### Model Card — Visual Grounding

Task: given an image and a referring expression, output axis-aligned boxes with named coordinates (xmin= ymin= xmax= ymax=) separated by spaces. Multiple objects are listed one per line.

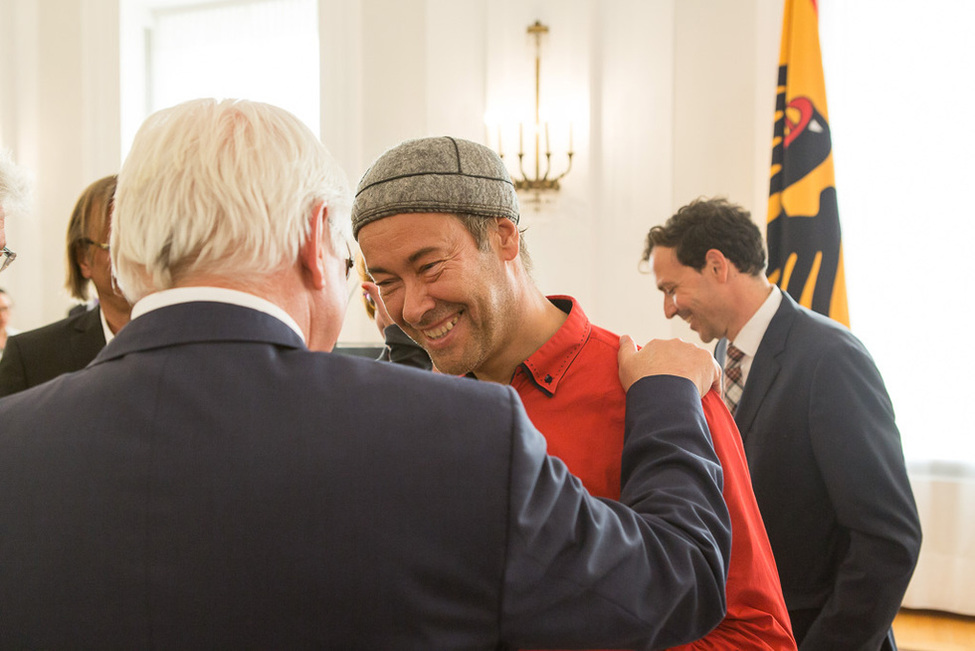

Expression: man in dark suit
xmin=0 ymin=175 xmax=131 ymax=397
xmin=0 ymin=304 xmax=102 ymax=393
xmin=0 ymin=98 xmax=733 ymax=648
xmin=643 ymin=197 xmax=922 ymax=650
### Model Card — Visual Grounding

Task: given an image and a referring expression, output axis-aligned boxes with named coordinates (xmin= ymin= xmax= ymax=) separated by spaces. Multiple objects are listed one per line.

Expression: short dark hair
xmin=642 ymin=197 xmax=766 ymax=275
xmin=455 ymin=213 xmax=533 ymax=276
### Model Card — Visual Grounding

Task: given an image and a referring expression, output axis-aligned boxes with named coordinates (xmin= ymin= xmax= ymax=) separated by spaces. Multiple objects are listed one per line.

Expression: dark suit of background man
xmin=0 ymin=98 xmax=733 ymax=648
xmin=0 ymin=175 xmax=132 ymax=396
xmin=643 ymin=197 xmax=922 ymax=651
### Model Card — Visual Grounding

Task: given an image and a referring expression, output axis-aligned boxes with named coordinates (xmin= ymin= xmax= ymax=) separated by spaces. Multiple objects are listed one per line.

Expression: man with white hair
xmin=0 ymin=147 xmax=31 ymax=272
xmin=0 ymin=99 xmax=733 ymax=648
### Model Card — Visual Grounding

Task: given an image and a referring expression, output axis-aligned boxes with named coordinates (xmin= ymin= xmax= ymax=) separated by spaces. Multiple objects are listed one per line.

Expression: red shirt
xmin=513 ymin=297 xmax=796 ymax=650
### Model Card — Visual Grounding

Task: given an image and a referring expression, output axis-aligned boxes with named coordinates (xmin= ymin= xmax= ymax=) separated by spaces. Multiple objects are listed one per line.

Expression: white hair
xmin=0 ymin=148 xmax=33 ymax=219
xmin=112 ymin=98 xmax=352 ymax=302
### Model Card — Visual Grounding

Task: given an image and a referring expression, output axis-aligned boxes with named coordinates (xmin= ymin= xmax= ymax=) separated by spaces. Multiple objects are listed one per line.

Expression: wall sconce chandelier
xmin=499 ymin=21 xmax=574 ymax=195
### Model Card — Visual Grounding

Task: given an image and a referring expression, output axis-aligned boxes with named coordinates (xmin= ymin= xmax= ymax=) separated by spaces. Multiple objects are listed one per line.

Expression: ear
xmin=77 ymin=244 xmax=94 ymax=280
xmin=299 ymin=200 xmax=328 ymax=290
xmin=494 ymin=217 xmax=521 ymax=263
xmin=704 ymin=248 xmax=730 ymax=282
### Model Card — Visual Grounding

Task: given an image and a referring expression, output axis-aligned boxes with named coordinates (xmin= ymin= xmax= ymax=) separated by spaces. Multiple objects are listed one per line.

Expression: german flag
xmin=767 ymin=0 xmax=849 ymax=326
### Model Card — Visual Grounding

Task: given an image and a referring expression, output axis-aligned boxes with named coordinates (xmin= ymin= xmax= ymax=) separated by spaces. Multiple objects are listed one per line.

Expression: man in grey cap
xmin=353 ymin=136 xmax=796 ymax=649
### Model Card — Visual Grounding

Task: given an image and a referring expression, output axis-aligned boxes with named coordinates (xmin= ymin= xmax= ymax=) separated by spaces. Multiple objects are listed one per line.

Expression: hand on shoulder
xmin=618 ymin=335 xmax=720 ymax=397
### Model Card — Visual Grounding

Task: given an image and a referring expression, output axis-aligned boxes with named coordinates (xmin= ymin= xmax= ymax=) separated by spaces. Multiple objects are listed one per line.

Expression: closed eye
xmin=419 ymin=260 xmax=445 ymax=276
xmin=374 ymin=277 xmax=399 ymax=291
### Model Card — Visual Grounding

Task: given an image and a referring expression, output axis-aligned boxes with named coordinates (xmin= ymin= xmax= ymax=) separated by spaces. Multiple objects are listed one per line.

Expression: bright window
xmin=122 ymin=0 xmax=320 ymax=155
xmin=819 ymin=0 xmax=975 ymax=466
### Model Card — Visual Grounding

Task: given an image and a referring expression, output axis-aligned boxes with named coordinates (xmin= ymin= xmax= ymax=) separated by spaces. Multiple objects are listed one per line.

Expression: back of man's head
xmin=644 ymin=197 xmax=766 ymax=275
xmin=112 ymin=98 xmax=351 ymax=303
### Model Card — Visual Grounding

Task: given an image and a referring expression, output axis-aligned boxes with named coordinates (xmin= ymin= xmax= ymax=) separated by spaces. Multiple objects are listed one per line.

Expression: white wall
xmin=0 ymin=0 xmax=121 ymax=327
xmin=333 ymin=0 xmax=785 ymax=345
xmin=0 ymin=0 xmax=784 ymax=349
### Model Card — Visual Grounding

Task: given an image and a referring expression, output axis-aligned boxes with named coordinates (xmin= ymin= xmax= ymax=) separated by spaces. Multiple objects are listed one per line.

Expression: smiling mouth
xmin=422 ymin=314 xmax=460 ymax=340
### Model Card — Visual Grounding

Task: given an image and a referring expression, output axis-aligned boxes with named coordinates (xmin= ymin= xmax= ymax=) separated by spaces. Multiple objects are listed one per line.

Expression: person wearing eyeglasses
xmin=1 ymin=147 xmax=32 ymax=274
xmin=0 ymin=183 xmax=12 ymax=271
xmin=0 ymin=288 xmax=19 ymax=358
xmin=0 ymin=99 xmax=733 ymax=648
xmin=0 ymin=175 xmax=131 ymax=397
xmin=0 ymin=205 xmax=11 ymax=272
xmin=0 ymin=223 xmax=12 ymax=273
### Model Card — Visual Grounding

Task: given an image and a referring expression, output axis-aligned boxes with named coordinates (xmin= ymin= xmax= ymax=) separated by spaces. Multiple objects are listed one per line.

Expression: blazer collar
xmin=70 ymin=305 xmax=103 ymax=334
xmin=732 ymin=292 xmax=799 ymax=436
xmin=91 ymin=301 xmax=306 ymax=366
xmin=68 ymin=305 xmax=108 ymax=368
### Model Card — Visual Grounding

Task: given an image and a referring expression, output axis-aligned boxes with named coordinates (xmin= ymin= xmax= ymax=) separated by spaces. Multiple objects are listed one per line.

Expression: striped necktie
xmin=723 ymin=343 xmax=745 ymax=415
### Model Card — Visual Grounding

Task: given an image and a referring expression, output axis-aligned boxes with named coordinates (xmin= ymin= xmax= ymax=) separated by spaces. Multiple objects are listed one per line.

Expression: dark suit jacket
xmin=0 ymin=300 xmax=731 ymax=649
xmin=717 ymin=292 xmax=921 ymax=651
xmin=0 ymin=305 xmax=105 ymax=397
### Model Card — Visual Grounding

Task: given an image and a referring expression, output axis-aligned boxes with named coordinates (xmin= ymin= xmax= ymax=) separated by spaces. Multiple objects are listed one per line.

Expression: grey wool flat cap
xmin=351 ymin=136 xmax=519 ymax=239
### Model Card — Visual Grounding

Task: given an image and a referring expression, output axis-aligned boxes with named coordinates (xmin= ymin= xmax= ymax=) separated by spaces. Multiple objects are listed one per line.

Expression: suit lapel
xmin=734 ymin=296 xmax=797 ymax=438
xmin=69 ymin=307 xmax=107 ymax=369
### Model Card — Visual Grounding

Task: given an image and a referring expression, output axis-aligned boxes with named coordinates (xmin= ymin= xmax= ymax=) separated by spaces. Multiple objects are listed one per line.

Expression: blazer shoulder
xmin=307 ymin=350 xmax=521 ymax=420
xmin=6 ymin=307 xmax=101 ymax=347
xmin=786 ymin=302 xmax=870 ymax=357
xmin=767 ymin=295 xmax=865 ymax=359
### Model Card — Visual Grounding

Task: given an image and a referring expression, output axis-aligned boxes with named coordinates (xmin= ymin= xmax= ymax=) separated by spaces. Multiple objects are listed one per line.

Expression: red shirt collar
xmin=518 ymin=295 xmax=591 ymax=395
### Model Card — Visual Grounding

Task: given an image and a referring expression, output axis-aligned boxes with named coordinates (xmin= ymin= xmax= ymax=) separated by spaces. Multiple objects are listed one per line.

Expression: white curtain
xmin=818 ymin=0 xmax=975 ymax=613
xmin=902 ymin=466 xmax=975 ymax=615
xmin=147 ymin=0 xmax=320 ymax=136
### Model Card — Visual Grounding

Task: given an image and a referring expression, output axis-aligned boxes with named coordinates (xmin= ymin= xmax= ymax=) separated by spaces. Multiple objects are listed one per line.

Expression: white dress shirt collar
xmin=131 ymin=286 xmax=306 ymax=344
xmin=725 ymin=285 xmax=782 ymax=389
xmin=98 ymin=305 xmax=116 ymax=345
xmin=729 ymin=285 xmax=782 ymax=358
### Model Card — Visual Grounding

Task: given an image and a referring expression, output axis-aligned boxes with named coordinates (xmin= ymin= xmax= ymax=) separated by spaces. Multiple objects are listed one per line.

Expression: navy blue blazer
xmin=0 ymin=300 xmax=731 ymax=649
xmin=717 ymin=292 xmax=920 ymax=650
xmin=0 ymin=305 xmax=105 ymax=397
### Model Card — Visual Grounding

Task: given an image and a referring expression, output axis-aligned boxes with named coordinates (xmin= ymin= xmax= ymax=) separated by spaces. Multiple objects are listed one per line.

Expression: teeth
xmin=423 ymin=315 xmax=458 ymax=340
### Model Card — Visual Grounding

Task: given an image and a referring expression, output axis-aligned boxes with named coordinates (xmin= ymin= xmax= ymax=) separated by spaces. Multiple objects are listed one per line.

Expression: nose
xmin=663 ymin=293 xmax=678 ymax=319
xmin=401 ymin=280 xmax=436 ymax=326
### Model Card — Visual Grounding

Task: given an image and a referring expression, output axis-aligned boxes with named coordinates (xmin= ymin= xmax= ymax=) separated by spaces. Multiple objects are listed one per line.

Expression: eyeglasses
xmin=81 ymin=238 xmax=110 ymax=252
xmin=344 ymin=243 xmax=355 ymax=280
xmin=1 ymin=246 xmax=15 ymax=273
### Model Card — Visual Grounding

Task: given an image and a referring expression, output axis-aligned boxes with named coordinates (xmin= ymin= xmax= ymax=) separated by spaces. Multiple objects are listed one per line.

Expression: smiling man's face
xmin=358 ymin=212 xmax=518 ymax=377
xmin=651 ymin=245 xmax=728 ymax=343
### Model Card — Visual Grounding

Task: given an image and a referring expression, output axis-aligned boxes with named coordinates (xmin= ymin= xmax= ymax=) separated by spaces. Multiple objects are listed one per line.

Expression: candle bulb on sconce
xmin=492 ymin=20 xmax=574 ymax=196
